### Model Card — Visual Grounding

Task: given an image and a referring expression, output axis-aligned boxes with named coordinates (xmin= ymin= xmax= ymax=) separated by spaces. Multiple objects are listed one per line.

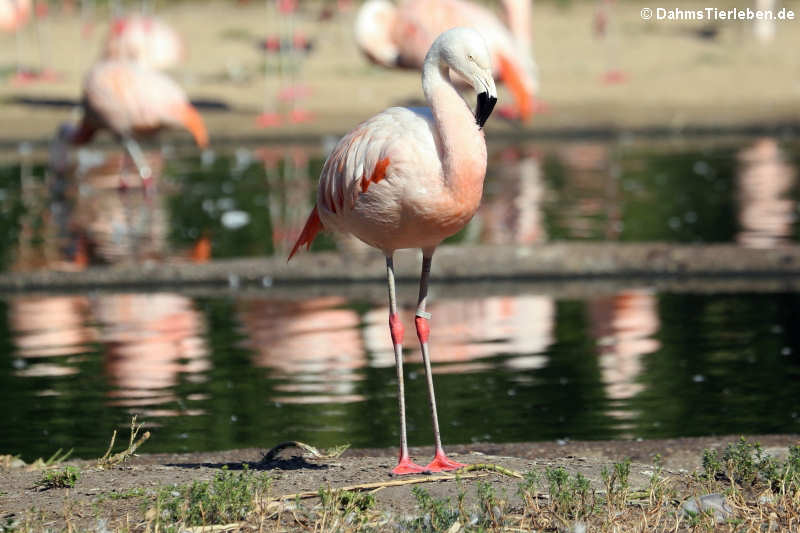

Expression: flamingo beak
xmin=476 ymin=91 xmax=497 ymax=128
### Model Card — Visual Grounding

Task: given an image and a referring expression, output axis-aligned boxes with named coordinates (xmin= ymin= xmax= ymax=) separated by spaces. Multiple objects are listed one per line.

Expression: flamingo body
xmin=75 ymin=60 xmax=207 ymax=148
xmin=314 ymin=107 xmax=484 ymax=255
xmin=290 ymin=27 xmax=497 ymax=474
xmin=0 ymin=0 xmax=30 ymax=32
xmin=355 ymin=0 xmax=538 ymax=120
xmin=102 ymin=15 xmax=184 ymax=70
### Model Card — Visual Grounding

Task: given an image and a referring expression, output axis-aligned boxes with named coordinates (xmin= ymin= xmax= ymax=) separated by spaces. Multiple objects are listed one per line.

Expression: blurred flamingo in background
xmin=355 ymin=0 xmax=540 ymax=121
xmin=593 ymin=0 xmax=627 ymax=84
xmin=0 ymin=0 xmax=29 ymax=31
xmin=54 ymin=60 xmax=208 ymax=189
xmin=289 ymin=28 xmax=498 ymax=474
xmin=0 ymin=0 xmax=52 ymax=84
xmin=102 ymin=14 xmax=184 ymax=70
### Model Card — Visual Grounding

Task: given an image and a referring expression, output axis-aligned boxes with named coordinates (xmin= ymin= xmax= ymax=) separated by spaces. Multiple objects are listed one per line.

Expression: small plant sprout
xmin=34 ymin=466 xmax=80 ymax=490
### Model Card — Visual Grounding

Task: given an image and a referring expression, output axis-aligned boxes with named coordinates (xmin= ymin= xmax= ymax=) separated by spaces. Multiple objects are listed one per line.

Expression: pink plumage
xmin=102 ymin=15 xmax=184 ymax=70
xmin=289 ymin=27 xmax=498 ymax=475
xmin=0 ymin=0 xmax=30 ymax=31
xmin=74 ymin=60 xmax=207 ymax=148
xmin=355 ymin=0 xmax=539 ymax=120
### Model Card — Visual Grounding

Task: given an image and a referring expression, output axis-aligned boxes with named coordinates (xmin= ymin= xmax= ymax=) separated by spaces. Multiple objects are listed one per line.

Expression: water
xmin=1 ymin=288 xmax=799 ymax=461
xmin=2 ymin=136 xmax=798 ymax=270
xmin=1 ymin=136 xmax=799 ymax=461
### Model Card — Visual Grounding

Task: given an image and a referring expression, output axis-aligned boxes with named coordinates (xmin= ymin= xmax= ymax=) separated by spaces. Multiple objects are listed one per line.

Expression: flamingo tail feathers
xmin=288 ymin=205 xmax=323 ymax=261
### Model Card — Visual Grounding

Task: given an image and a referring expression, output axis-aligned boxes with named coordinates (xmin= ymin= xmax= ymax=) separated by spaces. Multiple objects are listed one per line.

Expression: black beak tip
xmin=476 ymin=92 xmax=497 ymax=129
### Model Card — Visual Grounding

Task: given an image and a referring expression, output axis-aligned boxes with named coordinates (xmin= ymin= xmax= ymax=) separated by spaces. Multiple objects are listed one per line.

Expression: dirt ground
xmin=1 ymin=0 xmax=800 ymax=149
xmin=1 ymin=434 xmax=798 ymax=529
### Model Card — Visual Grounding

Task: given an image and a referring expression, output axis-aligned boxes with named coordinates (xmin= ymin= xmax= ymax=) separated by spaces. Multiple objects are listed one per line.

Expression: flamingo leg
xmin=121 ymin=137 xmax=153 ymax=190
xmin=386 ymin=256 xmax=426 ymax=475
xmin=415 ymin=255 xmax=466 ymax=472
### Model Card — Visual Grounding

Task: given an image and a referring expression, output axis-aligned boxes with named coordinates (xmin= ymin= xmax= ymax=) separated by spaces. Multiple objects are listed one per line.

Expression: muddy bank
xmin=1 ymin=434 xmax=798 ymax=530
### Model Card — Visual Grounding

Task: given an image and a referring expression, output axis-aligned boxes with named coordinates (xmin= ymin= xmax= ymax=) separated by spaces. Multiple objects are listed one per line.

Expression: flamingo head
xmin=432 ymin=27 xmax=498 ymax=128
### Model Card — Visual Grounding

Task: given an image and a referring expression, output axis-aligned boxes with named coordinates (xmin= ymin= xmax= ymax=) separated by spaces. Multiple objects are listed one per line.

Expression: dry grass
xmin=4 ymin=438 xmax=800 ymax=532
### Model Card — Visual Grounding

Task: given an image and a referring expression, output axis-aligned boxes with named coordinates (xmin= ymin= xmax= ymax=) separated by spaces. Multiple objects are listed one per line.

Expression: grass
xmin=33 ymin=465 xmax=80 ymax=490
xmin=148 ymin=465 xmax=272 ymax=530
xmin=5 ymin=437 xmax=800 ymax=531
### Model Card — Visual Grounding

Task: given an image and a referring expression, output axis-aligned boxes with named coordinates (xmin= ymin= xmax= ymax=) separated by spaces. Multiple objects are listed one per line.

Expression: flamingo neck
xmin=422 ymin=57 xmax=487 ymax=198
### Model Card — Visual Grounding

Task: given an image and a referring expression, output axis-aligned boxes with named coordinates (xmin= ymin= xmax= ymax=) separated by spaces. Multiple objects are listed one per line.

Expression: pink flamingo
xmin=0 ymin=0 xmax=29 ymax=31
xmin=55 ymin=60 xmax=208 ymax=189
xmin=355 ymin=0 xmax=539 ymax=121
xmin=0 ymin=0 xmax=30 ymax=79
xmin=288 ymin=27 xmax=497 ymax=475
xmin=102 ymin=15 xmax=184 ymax=70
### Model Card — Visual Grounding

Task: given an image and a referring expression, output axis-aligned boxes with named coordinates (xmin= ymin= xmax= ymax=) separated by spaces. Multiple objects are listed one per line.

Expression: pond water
xmin=0 ymin=136 xmax=799 ymax=461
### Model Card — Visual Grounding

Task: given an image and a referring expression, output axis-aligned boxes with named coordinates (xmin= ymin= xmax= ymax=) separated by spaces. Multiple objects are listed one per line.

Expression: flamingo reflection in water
xmin=94 ymin=293 xmax=210 ymax=417
xmin=47 ymin=150 xmax=171 ymax=267
xmin=736 ymin=137 xmax=795 ymax=249
xmin=480 ymin=146 xmax=547 ymax=245
xmin=588 ymin=289 xmax=660 ymax=427
xmin=9 ymin=295 xmax=97 ymax=379
xmin=237 ymin=297 xmax=366 ymax=404
xmin=254 ymin=146 xmax=315 ymax=256
xmin=364 ymin=295 xmax=554 ymax=375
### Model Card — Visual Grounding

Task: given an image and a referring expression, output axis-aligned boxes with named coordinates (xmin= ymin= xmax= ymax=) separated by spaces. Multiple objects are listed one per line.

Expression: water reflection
xmin=364 ymin=296 xmax=554 ymax=374
xmin=588 ymin=289 xmax=660 ymax=431
xmin=7 ymin=292 xmax=209 ymax=416
xmin=94 ymin=293 xmax=209 ymax=416
xmin=481 ymin=148 xmax=547 ymax=245
xmin=10 ymin=295 xmax=95 ymax=378
xmin=237 ymin=296 xmax=365 ymax=404
xmin=4 ymin=137 xmax=800 ymax=272
xmin=67 ymin=152 xmax=170 ymax=264
xmin=736 ymin=137 xmax=796 ymax=248
xmin=3 ymin=286 xmax=800 ymax=459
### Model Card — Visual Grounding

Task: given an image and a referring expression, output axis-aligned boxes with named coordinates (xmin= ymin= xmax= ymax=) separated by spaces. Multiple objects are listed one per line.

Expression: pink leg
xmin=416 ymin=255 xmax=466 ymax=473
xmin=386 ymin=256 xmax=426 ymax=476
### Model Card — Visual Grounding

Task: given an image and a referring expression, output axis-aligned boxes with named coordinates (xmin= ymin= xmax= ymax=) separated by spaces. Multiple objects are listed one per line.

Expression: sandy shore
xmin=1 ymin=0 xmax=800 ymax=146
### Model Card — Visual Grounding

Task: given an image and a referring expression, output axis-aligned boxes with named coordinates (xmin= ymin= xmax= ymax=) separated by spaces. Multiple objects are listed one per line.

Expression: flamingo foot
xmin=424 ymin=450 xmax=466 ymax=472
xmin=391 ymin=455 xmax=427 ymax=476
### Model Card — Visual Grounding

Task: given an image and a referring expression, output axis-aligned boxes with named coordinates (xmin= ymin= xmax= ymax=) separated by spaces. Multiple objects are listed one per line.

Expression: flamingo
xmin=101 ymin=15 xmax=184 ymax=70
xmin=0 ymin=0 xmax=29 ymax=31
xmin=55 ymin=60 xmax=208 ymax=189
xmin=0 ymin=0 xmax=30 ymax=79
xmin=355 ymin=0 xmax=538 ymax=121
xmin=288 ymin=27 xmax=497 ymax=474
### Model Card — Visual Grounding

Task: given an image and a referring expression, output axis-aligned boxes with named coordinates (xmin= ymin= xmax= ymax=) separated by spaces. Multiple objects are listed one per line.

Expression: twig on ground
xmin=96 ymin=416 xmax=150 ymax=469
xmin=260 ymin=441 xmax=350 ymax=463
xmin=269 ymin=463 xmax=527 ymax=502
xmin=182 ymin=523 xmax=247 ymax=533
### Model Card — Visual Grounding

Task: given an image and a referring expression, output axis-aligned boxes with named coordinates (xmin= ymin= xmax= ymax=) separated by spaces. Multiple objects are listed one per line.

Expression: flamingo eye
xmin=467 ymin=54 xmax=475 ymax=62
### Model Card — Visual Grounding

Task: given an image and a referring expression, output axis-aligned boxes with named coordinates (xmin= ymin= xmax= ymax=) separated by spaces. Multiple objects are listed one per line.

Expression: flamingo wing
xmin=288 ymin=107 xmax=439 ymax=259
